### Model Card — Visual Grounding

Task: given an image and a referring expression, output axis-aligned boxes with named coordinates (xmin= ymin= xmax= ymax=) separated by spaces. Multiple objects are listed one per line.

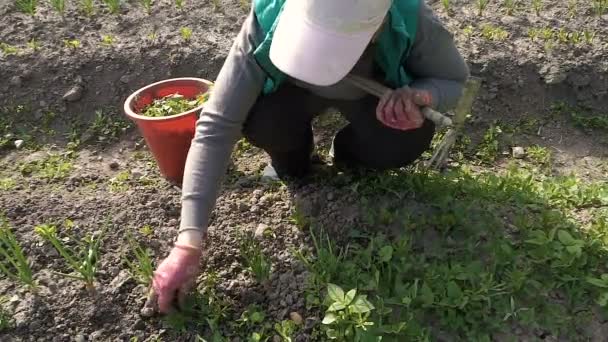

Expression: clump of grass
xmin=63 ymin=39 xmax=80 ymax=49
xmin=50 ymin=0 xmax=65 ymax=14
xmin=0 ymin=178 xmax=16 ymax=191
xmin=239 ymin=232 xmax=271 ymax=284
xmin=80 ymin=0 xmax=94 ymax=16
xmin=477 ymin=0 xmax=489 ymax=16
xmin=0 ymin=216 xmax=37 ymax=290
xmin=140 ymin=93 xmax=207 ymax=117
xmin=123 ymin=233 xmax=154 ymax=285
xmin=180 ymin=27 xmax=192 ymax=42
xmin=34 ymin=219 xmax=109 ymax=291
xmin=476 ymin=124 xmax=502 ymax=163
xmin=15 ymin=0 xmax=37 ymax=15
xmin=503 ymin=0 xmax=517 ymax=15
xmin=593 ymin=0 xmax=608 ymax=16
xmin=480 ymin=24 xmax=509 ymax=41
xmin=441 ymin=0 xmax=450 ymax=13
xmin=531 ymin=0 xmax=543 ymax=16
xmin=19 ymin=153 xmax=73 ymax=181
xmin=103 ymin=0 xmax=121 ymax=14
xmin=0 ymin=297 xmax=12 ymax=332
xmin=26 ymin=38 xmax=40 ymax=51
xmin=526 ymin=145 xmax=552 ymax=167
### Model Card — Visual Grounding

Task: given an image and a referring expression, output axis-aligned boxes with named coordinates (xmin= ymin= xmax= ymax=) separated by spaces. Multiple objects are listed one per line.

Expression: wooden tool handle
xmin=344 ymin=74 xmax=453 ymax=127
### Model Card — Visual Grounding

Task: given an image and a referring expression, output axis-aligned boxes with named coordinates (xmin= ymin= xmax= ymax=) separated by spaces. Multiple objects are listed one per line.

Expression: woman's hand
xmin=376 ymin=87 xmax=433 ymax=131
xmin=144 ymin=231 xmax=204 ymax=314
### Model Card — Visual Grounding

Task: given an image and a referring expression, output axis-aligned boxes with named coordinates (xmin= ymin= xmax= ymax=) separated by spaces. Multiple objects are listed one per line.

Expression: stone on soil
xmin=62 ymin=84 xmax=84 ymax=102
xmin=255 ymin=223 xmax=269 ymax=238
xmin=512 ymin=146 xmax=525 ymax=159
xmin=14 ymin=139 xmax=24 ymax=149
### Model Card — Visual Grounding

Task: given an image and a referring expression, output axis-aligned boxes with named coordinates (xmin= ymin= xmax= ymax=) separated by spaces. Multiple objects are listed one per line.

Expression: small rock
xmin=140 ymin=306 xmax=155 ymax=318
xmin=255 ymin=223 xmax=269 ymax=238
xmin=14 ymin=139 xmax=24 ymax=149
xmin=120 ymin=74 xmax=132 ymax=84
xmin=89 ymin=330 xmax=104 ymax=341
xmin=95 ymin=66 xmax=104 ymax=72
xmin=109 ymin=160 xmax=120 ymax=170
xmin=131 ymin=169 xmax=143 ymax=179
xmin=62 ymin=85 xmax=84 ymax=102
xmin=10 ymin=76 xmax=22 ymax=86
xmin=75 ymin=334 xmax=86 ymax=342
xmin=39 ymin=100 xmax=48 ymax=107
xmin=512 ymin=146 xmax=525 ymax=159
xmin=132 ymin=318 xmax=146 ymax=331
xmin=290 ymin=311 xmax=303 ymax=325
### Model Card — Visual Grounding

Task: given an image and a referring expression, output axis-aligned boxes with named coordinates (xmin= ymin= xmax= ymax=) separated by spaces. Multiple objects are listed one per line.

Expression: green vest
xmin=252 ymin=0 xmax=420 ymax=95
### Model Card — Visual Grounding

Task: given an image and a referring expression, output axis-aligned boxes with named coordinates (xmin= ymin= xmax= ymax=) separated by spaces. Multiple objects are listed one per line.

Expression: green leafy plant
xmin=15 ymin=0 xmax=37 ymax=15
xmin=441 ymin=0 xmax=450 ymax=13
xmin=103 ymin=0 xmax=121 ymax=13
xmin=0 ymin=216 xmax=37 ymax=289
xmin=27 ymin=38 xmax=40 ymax=51
xmin=180 ymin=27 xmax=192 ymax=42
xmin=88 ymin=110 xmax=132 ymax=142
xmin=567 ymin=0 xmax=577 ymax=17
xmin=109 ymin=171 xmax=130 ymax=192
xmin=476 ymin=0 xmax=489 ymax=16
xmin=321 ymin=283 xmax=375 ymax=340
xmin=175 ymin=0 xmax=184 ymax=8
xmin=101 ymin=35 xmax=116 ymax=47
xmin=19 ymin=153 xmax=73 ymax=181
xmin=35 ymin=220 xmax=109 ymax=291
xmin=476 ymin=124 xmax=502 ymax=163
xmin=80 ymin=0 xmax=94 ymax=16
xmin=50 ymin=0 xmax=65 ymax=14
xmin=526 ymin=145 xmax=552 ymax=167
xmin=123 ymin=233 xmax=154 ymax=285
xmin=0 ymin=178 xmax=15 ymax=191
xmin=593 ymin=0 xmax=608 ymax=16
xmin=139 ymin=225 xmax=154 ymax=237
xmin=587 ymin=274 xmax=608 ymax=306
xmin=274 ymin=320 xmax=297 ymax=342
xmin=0 ymin=297 xmax=12 ymax=332
xmin=531 ymin=0 xmax=542 ymax=16
xmin=480 ymin=24 xmax=509 ymax=41
xmin=239 ymin=232 xmax=271 ymax=284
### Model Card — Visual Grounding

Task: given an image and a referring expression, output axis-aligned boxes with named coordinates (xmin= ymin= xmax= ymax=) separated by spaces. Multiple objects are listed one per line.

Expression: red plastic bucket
xmin=123 ymin=77 xmax=213 ymax=184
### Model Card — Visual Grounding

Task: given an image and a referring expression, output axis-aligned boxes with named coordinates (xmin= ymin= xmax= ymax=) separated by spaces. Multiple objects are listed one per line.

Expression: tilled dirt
xmin=1 ymin=0 xmax=607 ymax=341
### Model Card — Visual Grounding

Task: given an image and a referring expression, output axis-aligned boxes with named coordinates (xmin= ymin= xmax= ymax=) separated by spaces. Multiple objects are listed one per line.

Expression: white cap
xmin=269 ymin=0 xmax=391 ymax=86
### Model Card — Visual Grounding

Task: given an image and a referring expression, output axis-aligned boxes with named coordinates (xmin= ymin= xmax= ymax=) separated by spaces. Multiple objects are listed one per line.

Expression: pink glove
xmin=149 ymin=243 xmax=202 ymax=313
xmin=376 ymin=87 xmax=433 ymax=131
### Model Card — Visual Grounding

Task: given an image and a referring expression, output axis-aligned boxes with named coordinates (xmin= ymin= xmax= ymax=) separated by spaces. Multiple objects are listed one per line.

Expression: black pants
xmin=242 ymin=83 xmax=436 ymax=178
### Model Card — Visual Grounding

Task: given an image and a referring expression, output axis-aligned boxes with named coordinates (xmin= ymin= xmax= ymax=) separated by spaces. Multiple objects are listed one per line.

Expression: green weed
xmin=480 ymin=24 xmax=509 ymax=41
xmin=50 ymin=0 xmax=65 ymax=14
xmin=321 ymin=283 xmax=376 ymax=340
xmin=80 ymin=0 xmax=94 ymax=16
xmin=101 ymin=35 xmax=116 ymax=46
xmin=441 ymin=0 xmax=450 ymax=13
xmin=239 ymin=232 xmax=271 ymax=284
xmin=0 ymin=43 xmax=19 ymax=56
xmin=503 ymin=0 xmax=518 ymax=15
xmin=26 ymin=38 xmax=40 ymax=51
xmin=88 ymin=110 xmax=132 ymax=143
xmin=15 ymin=0 xmax=36 ymax=15
xmin=63 ymin=39 xmax=81 ymax=49
xmin=139 ymin=225 xmax=154 ymax=237
xmin=274 ymin=319 xmax=297 ymax=341
xmin=103 ymin=0 xmax=121 ymax=14
xmin=238 ymin=0 xmax=249 ymax=10
xmin=593 ymin=0 xmax=608 ymax=16
xmin=123 ymin=234 xmax=154 ymax=285
xmin=109 ymin=171 xmax=130 ymax=192
xmin=0 ymin=178 xmax=16 ymax=191
xmin=35 ymin=219 xmax=109 ymax=291
xmin=0 ymin=297 xmax=12 ymax=332
xmin=475 ymin=124 xmax=502 ymax=163
xmin=19 ymin=153 xmax=73 ymax=181
xmin=0 ymin=216 xmax=37 ymax=289
xmin=180 ymin=27 xmax=192 ymax=42
xmin=531 ymin=0 xmax=543 ymax=16
xmin=476 ymin=0 xmax=489 ymax=16
xmin=526 ymin=145 xmax=552 ymax=167
xmin=140 ymin=0 xmax=152 ymax=13
xmin=567 ymin=0 xmax=577 ymax=17
xmin=175 ymin=0 xmax=184 ymax=8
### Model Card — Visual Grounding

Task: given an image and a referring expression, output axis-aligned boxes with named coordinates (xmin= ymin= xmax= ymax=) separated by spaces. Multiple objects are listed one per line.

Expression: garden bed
xmin=1 ymin=0 xmax=607 ymax=341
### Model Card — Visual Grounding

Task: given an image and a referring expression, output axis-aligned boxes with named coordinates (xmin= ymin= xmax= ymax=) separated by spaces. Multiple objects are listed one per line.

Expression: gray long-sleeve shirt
xmin=179 ymin=3 xmax=470 ymax=234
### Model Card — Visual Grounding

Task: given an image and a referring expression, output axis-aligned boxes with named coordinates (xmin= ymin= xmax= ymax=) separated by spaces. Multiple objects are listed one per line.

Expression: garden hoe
xmin=344 ymin=74 xmax=482 ymax=170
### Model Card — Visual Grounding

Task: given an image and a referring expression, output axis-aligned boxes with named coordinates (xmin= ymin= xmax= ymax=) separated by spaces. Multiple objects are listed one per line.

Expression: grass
xmin=593 ymin=0 xmax=608 ymax=16
xmin=480 ymin=24 xmax=509 ymax=41
xmin=175 ymin=0 xmax=184 ymax=9
xmin=103 ymin=0 xmax=121 ymax=14
xmin=123 ymin=233 xmax=154 ymax=285
xmin=50 ymin=0 xmax=65 ymax=14
xmin=476 ymin=0 xmax=489 ymax=16
xmin=239 ymin=231 xmax=272 ymax=284
xmin=180 ymin=27 xmax=192 ymax=42
xmin=101 ymin=35 xmax=116 ymax=47
xmin=63 ymin=39 xmax=81 ymax=49
xmin=531 ymin=0 xmax=543 ymax=16
xmin=35 ymin=219 xmax=109 ymax=291
xmin=0 ymin=43 xmax=19 ymax=56
xmin=293 ymin=163 xmax=608 ymax=340
xmin=441 ymin=0 xmax=450 ymax=13
xmin=140 ymin=0 xmax=152 ymax=14
xmin=0 ymin=178 xmax=16 ymax=191
xmin=27 ymin=38 xmax=41 ymax=51
xmin=0 ymin=215 xmax=37 ymax=289
xmin=0 ymin=297 xmax=11 ymax=332
xmin=503 ymin=0 xmax=518 ymax=15
xmin=80 ymin=0 xmax=94 ymax=16
xmin=15 ymin=0 xmax=36 ymax=15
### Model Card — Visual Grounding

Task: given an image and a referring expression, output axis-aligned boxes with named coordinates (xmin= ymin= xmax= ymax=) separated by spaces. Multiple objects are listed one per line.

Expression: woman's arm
xmin=405 ymin=2 xmax=470 ymax=112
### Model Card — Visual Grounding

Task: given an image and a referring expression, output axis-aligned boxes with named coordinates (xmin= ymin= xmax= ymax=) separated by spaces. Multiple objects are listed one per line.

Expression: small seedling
xmin=103 ymin=0 xmax=121 ymax=14
xmin=476 ymin=124 xmax=502 ymax=163
xmin=26 ymin=38 xmax=40 ymax=51
xmin=321 ymin=283 xmax=375 ymax=339
xmin=239 ymin=232 xmax=271 ymax=284
xmin=19 ymin=153 xmax=73 ymax=180
xmin=180 ymin=27 xmax=192 ymax=42
xmin=15 ymin=0 xmax=37 ymax=15
xmin=139 ymin=225 xmax=153 ymax=237
xmin=101 ymin=35 xmax=116 ymax=47
xmin=0 ymin=43 xmax=19 ymax=56
xmin=175 ymin=0 xmax=184 ymax=8
xmin=462 ymin=25 xmax=474 ymax=38
xmin=109 ymin=170 xmax=130 ymax=192
xmin=63 ymin=39 xmax=81 ymax=49
xmin=503 ymin=0 xmax=517 ymax=15
xmin=123 ymin=234 xmax=154 ymax=285
xmin=441 ymin=0 xmax=450 ymax=13
xmin=50 ymin=0 xmax=65 ymax=14
xmin=593 ymin=0 xmax=608 ymax=16
xmin=531 ymin=0 xmax=542 ymax=16
xmin=480 ymin=24 xmax=509 ymax=41
xmin=0 ymin=216 xmax=37 ymax=289
xmin=140 ymin=0 xmax=152 ymax=13
xmin=80 ymin=0 xmax=94 ymax=16
xmin=476 ymin=0 xmax=489 ymax=16
xmin=35 ymin=219 xmax=109 ymax=291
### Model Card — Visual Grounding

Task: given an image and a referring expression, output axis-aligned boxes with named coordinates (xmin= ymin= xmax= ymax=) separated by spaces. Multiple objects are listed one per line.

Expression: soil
xmin=1 ymin=0 xmax=607 ymax=341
